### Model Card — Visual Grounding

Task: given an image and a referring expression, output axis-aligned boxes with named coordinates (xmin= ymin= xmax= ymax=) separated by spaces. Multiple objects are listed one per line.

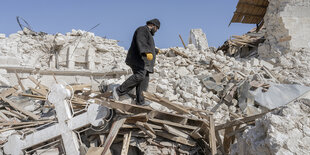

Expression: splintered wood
xmin=0 ymin=77 xmax=269 ymax=154
xmin=218 ymin=27 xmax=266 ymax=57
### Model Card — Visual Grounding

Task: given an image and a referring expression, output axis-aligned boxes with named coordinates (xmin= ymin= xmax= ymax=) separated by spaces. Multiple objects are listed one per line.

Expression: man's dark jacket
xmin=125 ymin=25 xmax=157 ymax=73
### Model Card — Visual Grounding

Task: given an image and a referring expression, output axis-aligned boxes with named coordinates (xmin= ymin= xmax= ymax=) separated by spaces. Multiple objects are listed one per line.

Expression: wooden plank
xmin=0 ymin=120 xmax=51 ymax=126
xmin=0 ymin=97 xmax=40 ymax=120
xmin=179 ymin=34 xmax=187 ymax=49
xmin=216 ymin=111 xmax=269 ymax=130
xmin=0 ymin=111 xmax=10 ymax=122
xmin=101 ymin=118 xmax=126 ymax=155
xmin=125 ymin=113 xmax=148 ymax=124
xmin=97 ymin=99 xmax=204 ymax=128
xmin=156 ymin=131 xmax=196 ymax=147
xmin=8 ymin=110 xmax=28 ymax=120
xmin=209 ymin=115 xmax=217 ymax=155
xmin=216 ymin=130 xmax=225 ymax=154
xmin=143 ymin=92 xmax=190 ymax=114
xmin=0 ymin=121 xmax=52 ymax=133
xmin=28 ymin=76 xmax=48 ymax=91
xmin=163 ymin=124 xmax=190 ymax=139
xmin=86 ymin=147 xmax=105 ymax=155
xmin=170 ymin=48 xmax=189 ymax=58
xmin=67 ymin=84 xmax=91 ymax=92
xmin=30 ymin=87 xmax=47 ymax=96
xmin=190 ymin=127 xmax=203 ymax=140
xmin=149 ymin=118 xmax=197 ymax=130
xmin=20 ymin=93 xmax=46 ymax=99
xmin=0 ymin=86 xmax=18 ymax=98
xmin=96 ymin=99 xmax=152 ymax=114
xmin=143 ymin=123 xmax=156 ymax=134
xmin=121 ymin=131 xmax=132 ymax=155
xmin=135 ymin=121 xmax=156 ymax=138
xmin=0 ymin=110 xmax=24 ymax=120
xmin=15 ymin=72 xmax=25 ymax=91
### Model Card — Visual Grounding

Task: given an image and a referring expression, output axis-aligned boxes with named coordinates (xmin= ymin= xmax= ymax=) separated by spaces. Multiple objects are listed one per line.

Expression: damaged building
xmin=0 ymin=0 xmax=310 ymax=154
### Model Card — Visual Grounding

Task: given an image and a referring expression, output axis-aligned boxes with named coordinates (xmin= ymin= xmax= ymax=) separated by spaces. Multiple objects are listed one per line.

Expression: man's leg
xmin=116 ymin=67 xmax=147 ymax=97
xmin=136 ymin=71 xmax=149 ymax=105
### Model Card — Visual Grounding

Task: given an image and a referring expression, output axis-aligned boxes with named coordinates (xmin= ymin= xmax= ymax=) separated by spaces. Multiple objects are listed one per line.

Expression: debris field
xmin=0 ymin=0 xmax=310 ymax=155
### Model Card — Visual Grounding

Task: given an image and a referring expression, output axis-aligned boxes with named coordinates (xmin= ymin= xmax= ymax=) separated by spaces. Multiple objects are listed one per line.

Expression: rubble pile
xmin=230 ymin=98 xmax=310 ymax=155
xmin=0 ymin=25 xmax=309 ymax=154
xmin=0 ymin=0 xmax=310 ymax=153
xmin=218 ymin=27 xmax=266 ymax=58
xmin=0 ymin=29 xmax=130 ymax=88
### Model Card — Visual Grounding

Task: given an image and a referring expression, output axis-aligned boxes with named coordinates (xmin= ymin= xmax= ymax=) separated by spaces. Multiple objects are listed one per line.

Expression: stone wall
xmin=258 ymin=0 xmax=310 ymax=86
xmin=259 ymin=0 xmax=310 ymax=59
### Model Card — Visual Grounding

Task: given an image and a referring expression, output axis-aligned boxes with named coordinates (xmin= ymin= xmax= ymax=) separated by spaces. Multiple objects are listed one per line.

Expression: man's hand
xmin=155 ymin=48 xmax=161 ymax=55
xmin=146 ymin=53 xmax=153 ymax=60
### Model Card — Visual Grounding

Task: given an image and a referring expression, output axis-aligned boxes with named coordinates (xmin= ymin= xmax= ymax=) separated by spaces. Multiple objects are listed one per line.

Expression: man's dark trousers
xmin=116 ymin=65 xmax=149 ymax=105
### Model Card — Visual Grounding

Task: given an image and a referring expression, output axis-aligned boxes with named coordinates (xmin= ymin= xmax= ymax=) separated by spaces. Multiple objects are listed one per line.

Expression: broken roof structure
xmin=229 ymin=0 xmax=269 ymax=29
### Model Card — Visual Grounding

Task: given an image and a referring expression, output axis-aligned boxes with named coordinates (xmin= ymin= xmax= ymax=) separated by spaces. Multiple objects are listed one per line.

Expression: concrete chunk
xmin=189 ymin=29 xmax=209 ymax=51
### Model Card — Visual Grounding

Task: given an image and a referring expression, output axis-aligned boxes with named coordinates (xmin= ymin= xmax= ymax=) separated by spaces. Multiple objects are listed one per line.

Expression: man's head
xmin=146 ymin=18 xmax=160 ymax=36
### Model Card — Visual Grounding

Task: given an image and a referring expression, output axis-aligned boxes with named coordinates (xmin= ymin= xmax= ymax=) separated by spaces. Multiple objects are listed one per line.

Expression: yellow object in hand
xmin=146 ymin=53 xmax=153 ymax=60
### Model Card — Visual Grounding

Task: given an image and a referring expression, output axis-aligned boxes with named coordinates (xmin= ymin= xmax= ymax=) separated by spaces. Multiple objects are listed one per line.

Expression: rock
xmin=201 ymin=76 xmax=224 ymax=92
xmin=156 ymin=84 xmax=167 ymax=93
xmin=176 ymin=67 xmax=189 ymax=77
xmin=181 ymin=91 xmax=194 ymax=102
xmin=119 ymin=95 xmax=134 ymax=105
xmin=0 ymin=75 xmax=10 ymax=86
xmin=212 ymin=94 xmax=220 ymax=102
xmin=251 ymin=58 xmax=260 ymax=66
xmin=164 ymin=91 xmax=178 ymax=101
xmin=147 ymin=83 xmax=157 ymax=93
xmin=54 ymin=34 xmax=66 ymax=46
xmin=260 ymin=60 xmax=273 ymax=69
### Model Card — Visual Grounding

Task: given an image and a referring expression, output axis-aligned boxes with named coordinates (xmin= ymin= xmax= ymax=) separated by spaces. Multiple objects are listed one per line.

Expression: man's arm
xmin=136 ymin=27 xmax=150 ymax=55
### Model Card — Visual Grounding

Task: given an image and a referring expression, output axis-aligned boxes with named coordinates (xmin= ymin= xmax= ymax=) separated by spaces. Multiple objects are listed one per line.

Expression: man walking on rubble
xmin=101 ymin=18 xmax=160 ymax=106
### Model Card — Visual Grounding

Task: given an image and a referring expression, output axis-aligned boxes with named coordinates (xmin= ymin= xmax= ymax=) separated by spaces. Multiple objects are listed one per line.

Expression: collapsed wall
xmin=259 ymin=0 xmax=310 ymax=57
xmin=0 ymin=29 xmax=130 ymax=88
xmin=258 ymin=0 xmax=310 ymax=86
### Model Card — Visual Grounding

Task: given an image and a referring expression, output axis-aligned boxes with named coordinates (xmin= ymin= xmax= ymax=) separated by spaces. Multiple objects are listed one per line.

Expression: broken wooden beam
xmin=156 ymin=131 xmax=196 ymax=147
xmin=170 ymin=48 xmax=189 ymax=58
xmin=179 ymin=34 xmax=187 ymax=49
xmin=101 ymin=117 xmax=127 ymax=155
xmin=163 ymin=124 xmax=190 ymax=139
xmin=215 ymin=111 xmax=269 ymax=130
xmin=209 ymin=114 xmax=217 ymax=155
xmin=15 ymin=72 xmax=25 ymax=91
xmin=143 ymin=91 xmax=190 ymax=114
xmin=0 ymin=97 xmax=40 ymax=120
xmin=121 ymin=131 xmax=132 ymax=155
xmin=135 ymin=121 xmax=156 ymax=138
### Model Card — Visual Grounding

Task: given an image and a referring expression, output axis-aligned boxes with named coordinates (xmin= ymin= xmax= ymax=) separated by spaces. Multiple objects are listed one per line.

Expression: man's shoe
xmin=136 ymin=100 xmax=151 ymax=106
xmin=112 ymin=87 xmax=119 ymax=101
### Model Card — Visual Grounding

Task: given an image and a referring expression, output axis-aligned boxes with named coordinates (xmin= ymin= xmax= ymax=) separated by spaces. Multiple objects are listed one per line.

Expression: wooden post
xmin=209 ymin=114 xmax=217 ymax=155
xmin=179 ymin=34 xmax=187 ymax=49
xmin=121 ymin=131 xmax=132 ymax=155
